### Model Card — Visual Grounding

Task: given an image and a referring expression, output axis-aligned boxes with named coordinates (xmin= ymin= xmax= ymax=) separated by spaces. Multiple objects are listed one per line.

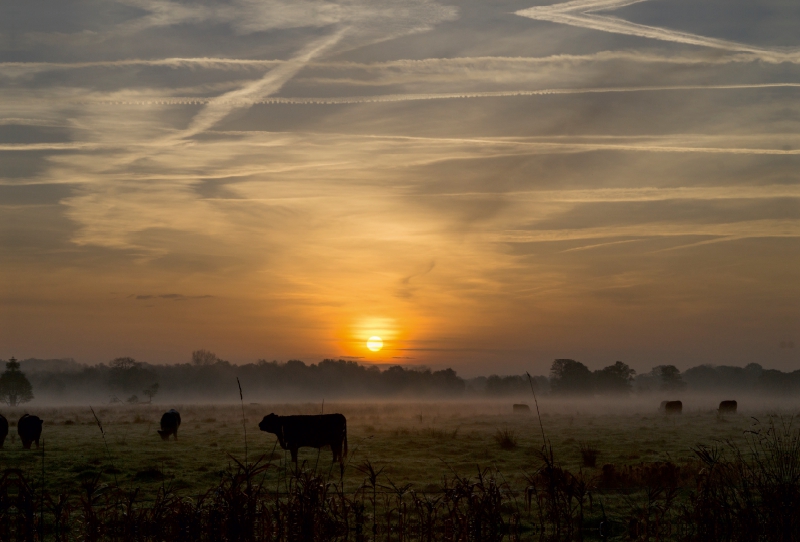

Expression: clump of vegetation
xmin=579 ymin=441 xmax=600 ymax=467
xmin=686 ymin=417 xmax=800 ymax=541
xmin=134 ymin=466 xmax=167 ymax=482
xmin=494 ymin=428 xmax=518 ymax=450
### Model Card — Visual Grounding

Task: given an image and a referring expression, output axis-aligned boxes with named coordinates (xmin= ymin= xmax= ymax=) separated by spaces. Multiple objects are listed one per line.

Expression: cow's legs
xmin=332 ymin=443 xmax=342 ymax=463
xmin=174 ymin=429 xmax=178 ymax=441
xmin=35 ymin=438 xmax=40 ymax=449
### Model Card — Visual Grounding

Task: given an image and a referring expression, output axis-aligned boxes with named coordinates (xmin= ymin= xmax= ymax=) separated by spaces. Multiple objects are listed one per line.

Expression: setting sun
xmin=366 ymin=336 xmax=383 ymax=352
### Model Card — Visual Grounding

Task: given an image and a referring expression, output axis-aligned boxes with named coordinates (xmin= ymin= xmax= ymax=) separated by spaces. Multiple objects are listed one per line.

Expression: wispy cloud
xmin=132 ymin=293 xmax=215 ymax=301
xmin=4 ymin=0 xmax=799 ymax=371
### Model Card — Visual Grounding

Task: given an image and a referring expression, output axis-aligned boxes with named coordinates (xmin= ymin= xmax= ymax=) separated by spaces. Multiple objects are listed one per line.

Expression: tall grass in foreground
xmin=3 ymin=416 xmax=800 ymax=540
xmin=0 ymin=456 xmax=517 ymax=542
xmin=687 ymin=417 xmax=800 ymax=542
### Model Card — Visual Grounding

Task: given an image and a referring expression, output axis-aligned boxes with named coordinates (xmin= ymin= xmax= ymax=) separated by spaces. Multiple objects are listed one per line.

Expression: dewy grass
xmin=0 ymin=401 xmax=796 ymax=540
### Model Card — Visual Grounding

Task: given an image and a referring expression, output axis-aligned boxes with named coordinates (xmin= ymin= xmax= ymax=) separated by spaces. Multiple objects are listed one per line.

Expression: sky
xmin=1 ymin=0 xmax=799 ymax=376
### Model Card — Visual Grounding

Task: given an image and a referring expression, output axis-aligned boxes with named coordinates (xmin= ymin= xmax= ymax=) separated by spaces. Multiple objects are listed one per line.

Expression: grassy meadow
xmin=0 ymin=397 xmax=777 ymax=503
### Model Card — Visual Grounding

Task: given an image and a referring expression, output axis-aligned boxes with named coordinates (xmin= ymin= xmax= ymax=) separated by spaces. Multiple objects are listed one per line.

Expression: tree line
xmin=15 ymin=352 xmax=466 ymax=402
xmin=5 ymin=352 xmax=798 ymax=403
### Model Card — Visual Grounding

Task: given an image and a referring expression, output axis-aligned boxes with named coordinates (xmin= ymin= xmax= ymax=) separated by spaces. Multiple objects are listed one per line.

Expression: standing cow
xmin=18 ymin=414 xmax=43 ymax=449
xmin=513 ymin=404 xmax=531 ymax=414
xmin=659 ymin=401 xmax=682 ymax=414
xmin=158 ymin=409 xmax=181 ymax=441
xmin=258 ymin=413 xmax=347 ymax=464
xmin=0 ymin=414 xmax=7 ymax=448
xmin=719 ymin=400 xmax=737 ymax=414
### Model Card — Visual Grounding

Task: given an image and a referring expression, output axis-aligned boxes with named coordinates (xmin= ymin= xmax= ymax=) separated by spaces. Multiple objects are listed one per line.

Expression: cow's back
xmin=513 ymin=404 xmax=531 ymax=414
xmin=17 ymin=414 xmax=43 ymax=448
xmin=282 ymin=414 xmax=346 ymax=447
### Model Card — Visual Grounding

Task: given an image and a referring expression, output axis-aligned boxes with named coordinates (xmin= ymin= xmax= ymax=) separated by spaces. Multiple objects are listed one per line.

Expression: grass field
xmin=0 ymin=396 xmax=784 ymax=504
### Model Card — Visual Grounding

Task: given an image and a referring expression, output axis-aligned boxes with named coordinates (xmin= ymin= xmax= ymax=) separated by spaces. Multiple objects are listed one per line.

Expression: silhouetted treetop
xmin=550 ymin=359 xmax=593 ymax=395
xmin=0 ymin=357 xmax=34 ymax=407
xmin=594 ymin=361 xmax=636 ymax=394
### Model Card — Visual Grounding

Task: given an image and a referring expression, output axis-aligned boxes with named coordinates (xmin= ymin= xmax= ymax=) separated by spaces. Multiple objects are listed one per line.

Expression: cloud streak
xmin=516 ymin=0 xmax=800 ymax=62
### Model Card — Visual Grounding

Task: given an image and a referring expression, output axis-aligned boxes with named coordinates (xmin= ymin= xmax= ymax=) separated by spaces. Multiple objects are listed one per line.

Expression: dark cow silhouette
xmin=158 ymin=409 xmax=181 ymax=441
xmin=718 ymin=400 xmax=737 ymax=414
xmin=659 ymin=401 xmax=682 ymax=414
xmin=513 ymin=404 xmax=531 ymax=414
xmin=18 ymin=414 xmax=43 ymax=449
xmin=0 ymin=414 xmax=7 ymax=448
xmin=258 ymin=413 xmax=347 ymax=463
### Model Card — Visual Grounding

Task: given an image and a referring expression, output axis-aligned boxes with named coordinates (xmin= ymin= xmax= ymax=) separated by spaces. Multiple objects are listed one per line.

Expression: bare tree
xmin=142 ymin=383 xmax=159 ymax=403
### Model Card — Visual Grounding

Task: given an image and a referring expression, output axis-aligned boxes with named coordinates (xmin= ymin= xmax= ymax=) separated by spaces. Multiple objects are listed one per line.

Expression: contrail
xmin=1 ymin=49 xmax=782 ymax=77
xmin=515 ymin=0 xmax=800 ymax=62
xmin=0 ymin=142 xmax=100 ymax=151
xmin=0 ymin=58 xmax=284 ymax=76
xmin=81 ymin=82 xmax=800 ymax=107
xmin=0 ymin=49 xmax=787 ymax=83
xmin=172 ymin=28 xmax=347 ymax=140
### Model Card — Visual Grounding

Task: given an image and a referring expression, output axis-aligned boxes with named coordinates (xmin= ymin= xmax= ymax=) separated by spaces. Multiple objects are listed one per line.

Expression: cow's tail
xmin=343 ymin=419 xmax=348 ymax=460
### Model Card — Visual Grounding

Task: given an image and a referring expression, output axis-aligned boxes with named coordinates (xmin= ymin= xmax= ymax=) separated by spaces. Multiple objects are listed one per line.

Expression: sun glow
xmin=367 ymin=336 xmax=383 ymax=352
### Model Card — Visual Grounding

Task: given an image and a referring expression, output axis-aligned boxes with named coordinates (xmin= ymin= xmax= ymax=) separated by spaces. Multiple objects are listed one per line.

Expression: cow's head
xmin=258 ymin=413 xmax=280 ymax=434
xmin=157 ymin=430 xmax=170 ymax=441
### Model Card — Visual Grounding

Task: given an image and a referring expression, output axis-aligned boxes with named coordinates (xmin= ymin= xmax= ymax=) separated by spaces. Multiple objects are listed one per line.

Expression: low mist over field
xmin=6 ymin=353 xmax=800 ymax=405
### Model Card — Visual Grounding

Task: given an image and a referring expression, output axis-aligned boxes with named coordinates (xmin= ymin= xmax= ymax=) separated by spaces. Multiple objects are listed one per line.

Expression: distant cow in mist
xmin=659 ymin=401 xmax=682 ymax=414
xmin=18 ymin=414 xmax=43 ymax=449
xmin=513 ymin=404 xmax=531 ymax=414
xmin=158 ymin=409 xmax=181 ymax=441
xmin=718 ymin=400 xmax=737 ymax=414
xmin=258 ymin=413 xmax=347 ymax=464
xmin=0 ymin=415 xmax=7 ymax=448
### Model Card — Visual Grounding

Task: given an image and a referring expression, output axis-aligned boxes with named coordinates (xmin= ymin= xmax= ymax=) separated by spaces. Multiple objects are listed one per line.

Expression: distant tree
xmin=485 ymin=375 xmax=528 ymax=396
xmin=191 ymin=349 xmax=218 ymax=366
xmin=550 ymin=359 xmax=593 ymax=394
xmin=142 ymin=383 xmax=159 ymax=403
xmin=594 ymin=361 xmax=635 ymax=394
xmin=682 ymin=364 xmax=718 ymax=391
xmin=659 ymin=365 xmax=686 ymax=391
xmin=107 ymin=357 xmax=157 ymax=394
xmin=112 ymin=357 xmax=137 ymax=370
xmin=126 ymin=395 xmax=139 ymax=404
xmin=0 ymin=357 xmax=34 ymax=407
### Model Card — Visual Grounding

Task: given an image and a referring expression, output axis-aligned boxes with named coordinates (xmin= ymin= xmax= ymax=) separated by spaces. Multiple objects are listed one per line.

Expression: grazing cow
xmin=18 ymin=414 xmax=43 ymax=449
xmin=158 ymin=409 xmax=181 ymax=441
xmin=659 ymin=401 xmax=682 ymax=414
xmin=513 ymin=404 xmax=531 ymax=414
xmin=719 ymin=400 xmax=737 ymax=414
xmin=0 ymin=414 xmax=7 ymax=448
xmin=258 ymin=413 xmax=347 ymax=464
